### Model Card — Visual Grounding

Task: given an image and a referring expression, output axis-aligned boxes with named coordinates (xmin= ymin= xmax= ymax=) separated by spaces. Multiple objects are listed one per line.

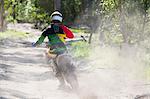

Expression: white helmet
xmin=51 ymin=11 xmax=63 ymax=22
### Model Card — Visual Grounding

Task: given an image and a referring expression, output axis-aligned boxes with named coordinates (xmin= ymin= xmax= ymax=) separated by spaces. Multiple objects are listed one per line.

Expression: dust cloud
xmin=74 ymin=3 xmax=150 ymax=99
xmin=76 ymin=44 xmax=149 ymax=99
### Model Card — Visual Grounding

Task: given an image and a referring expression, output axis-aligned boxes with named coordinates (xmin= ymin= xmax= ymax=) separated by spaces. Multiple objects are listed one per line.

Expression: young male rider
xmin=33 ymin=11 xmax=74 ymax=88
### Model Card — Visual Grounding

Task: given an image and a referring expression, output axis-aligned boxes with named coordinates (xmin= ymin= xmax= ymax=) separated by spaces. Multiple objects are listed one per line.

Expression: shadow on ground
xmin=0 ymin=39 xmax=55 ymax=82
xmin=0 ymin=88 xmax=40 ymax=99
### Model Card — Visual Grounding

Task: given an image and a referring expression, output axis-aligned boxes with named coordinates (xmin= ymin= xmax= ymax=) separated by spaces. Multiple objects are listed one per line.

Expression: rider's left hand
xmin=32 ymin=42 xmax=36 ymax=47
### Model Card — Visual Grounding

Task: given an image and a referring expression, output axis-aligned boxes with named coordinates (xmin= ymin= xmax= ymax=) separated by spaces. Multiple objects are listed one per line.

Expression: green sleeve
xmin=36 ymin=35 xmax=46 ymax=45
xmin=35 ymin=27 xmax=50 ymax=46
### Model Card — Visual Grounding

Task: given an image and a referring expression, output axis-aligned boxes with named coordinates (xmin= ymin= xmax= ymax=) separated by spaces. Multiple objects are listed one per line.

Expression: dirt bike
xmin=33 ymin=35 xmax=87 ymax=91
xmin=55 ymin=36 xmax=87 ymax=90
xmin=51 ymin=53 xmax=79 ymax=91
xmin=45 ymin=46 xmax=79 ymax=91
xmin=46 ymin=52 xmax=78 ymax=91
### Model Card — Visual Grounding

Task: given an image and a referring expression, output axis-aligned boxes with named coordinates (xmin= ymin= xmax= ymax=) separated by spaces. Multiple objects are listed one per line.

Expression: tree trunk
xmin=141 ymin=11 xmax=146 ymax=41
xmin=54 ymin=0 xmax=61 ymax=11
xmin=141 ymin=0 xmax=148 ymax=41
xmin=118 ymin=0 xmax=127 ymax=43
xmin=12 ymin=0 xmax=16 ymax=20
xmin=88 ymin=29 xmax=93 ymax=44
xmin=0 ymin=0 xmax=5 ymax=32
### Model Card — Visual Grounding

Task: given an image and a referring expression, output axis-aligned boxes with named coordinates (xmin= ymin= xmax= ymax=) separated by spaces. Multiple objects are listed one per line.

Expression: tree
xmin=118 ymin=0 xmax=128 ymax=43
xmin=54 ymin=0 xmax=61 ymax=11
xmin=0 ymin=0 xmax=5 ymax=32
xmin=141 ymin=0 xmax=149 ymax=41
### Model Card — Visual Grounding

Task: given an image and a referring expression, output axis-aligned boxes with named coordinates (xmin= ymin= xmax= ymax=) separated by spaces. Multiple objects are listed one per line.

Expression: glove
xmin=32 ymin=42 xmax=36 ymax=47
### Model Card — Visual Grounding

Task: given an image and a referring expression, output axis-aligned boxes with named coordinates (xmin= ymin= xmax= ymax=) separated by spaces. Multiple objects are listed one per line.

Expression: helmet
xmin=51 ymin=11 xmax=63 ymax=22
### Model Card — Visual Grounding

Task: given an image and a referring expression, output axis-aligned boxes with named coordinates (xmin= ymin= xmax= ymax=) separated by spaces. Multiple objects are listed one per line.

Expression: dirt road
xmin=0 ymin=24 xmax=150 ymax=99
xmin=0 ymin=39 xmax=79 ymax=99
xmin=0 ymin=39 xmax=150 ymax=99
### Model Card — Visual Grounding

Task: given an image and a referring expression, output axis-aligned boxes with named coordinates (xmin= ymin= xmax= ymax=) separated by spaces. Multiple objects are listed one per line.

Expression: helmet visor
xmin=51 ymin=15 xmax=62 ymax=22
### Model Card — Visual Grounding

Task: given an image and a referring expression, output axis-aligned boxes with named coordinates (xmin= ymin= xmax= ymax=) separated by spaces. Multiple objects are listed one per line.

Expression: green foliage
xmin=0 ymin=30 xmax=29 ymax=39
xmin=146 ymin=67 xmax=150 ymax=80
xmin=61 ymin=0 xmax=82 ymax=23
xmin=102 ymin=0 xmax=117 ymax=13
xmin=3 ymin=0 xmax=150 ymax=46
xmin=3 ymin=0 xmax=150 ymax=25
xmin=4 ymin=0 xmax=84 ymax=24
xmin=144 ymin=52 xmax=150 ymax=80
xmin=4 ymin=0 xmax=52 ymax=23
xmin=110 ymin=34 xmax=124 ymax=44
xmin=70 ymin=28 xmax=86 ymax=33
xmin=71 ymin=41 xmax=90 ymax=58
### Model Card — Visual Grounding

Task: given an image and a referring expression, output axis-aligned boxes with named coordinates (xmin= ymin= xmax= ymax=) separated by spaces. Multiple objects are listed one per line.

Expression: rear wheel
xmin=64 ymin=71 xmax=79 ymax=91
xmin=55 ymin=54 xmax=79 ymax=91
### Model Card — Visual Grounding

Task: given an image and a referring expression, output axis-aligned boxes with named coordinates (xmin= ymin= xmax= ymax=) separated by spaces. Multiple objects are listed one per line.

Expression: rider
xmin=33 ymin=10 xmax=74 ymax=54
xmin=33 ymin=10 xmax=74 ymax=88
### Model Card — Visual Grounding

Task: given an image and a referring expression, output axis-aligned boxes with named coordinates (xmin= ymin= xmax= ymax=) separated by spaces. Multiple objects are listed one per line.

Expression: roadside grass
xmin=71 ymin=41 xmax=91 ymax=58
xmin=144 ymin=53 xmax=150 ymax=80
xmin=70 ymin=28 xmax=88 ymax=34
xmin=68 ymin=28 xmax=91 ymax=58
xmin=145 ymin=67 xmax=150 ymax=80
xmin=0 ymin=30 xmax=31 ymax=39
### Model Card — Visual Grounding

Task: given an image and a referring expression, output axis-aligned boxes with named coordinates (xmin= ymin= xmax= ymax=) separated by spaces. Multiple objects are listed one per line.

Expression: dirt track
xmin=0 ymin=41 xmax=78 ymax=99
xmin=0 ymin=24 xmax=150 ymax=99
xmin=0 ymin=39 xmax=150 ymax=99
